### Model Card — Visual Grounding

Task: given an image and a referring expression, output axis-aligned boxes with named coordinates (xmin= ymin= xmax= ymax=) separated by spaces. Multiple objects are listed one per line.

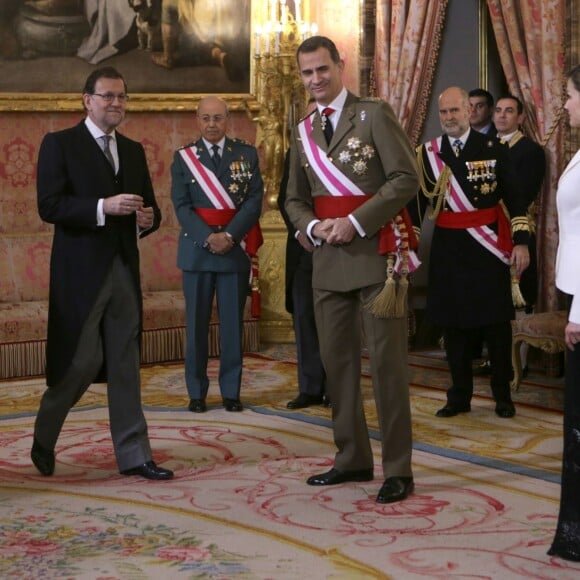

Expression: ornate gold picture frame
xmin=0 ymin=0 xmax=256 ymax=112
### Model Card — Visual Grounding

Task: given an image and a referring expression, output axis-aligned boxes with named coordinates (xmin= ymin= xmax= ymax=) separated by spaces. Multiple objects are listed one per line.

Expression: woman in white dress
xmin=548 ymin=63 xmax=580 ymax=562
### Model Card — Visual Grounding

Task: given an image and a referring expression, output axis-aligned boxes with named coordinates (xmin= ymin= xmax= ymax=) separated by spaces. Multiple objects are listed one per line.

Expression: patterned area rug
xmin=0 ymin=351 xmax=578 ymax=579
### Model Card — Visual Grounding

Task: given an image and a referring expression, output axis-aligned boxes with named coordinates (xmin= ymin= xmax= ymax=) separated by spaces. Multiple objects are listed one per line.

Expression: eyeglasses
xmin=199 ymin=115 xmax=227 ymax=123
xmin=91 ymin=93 xmax=129 ymax=103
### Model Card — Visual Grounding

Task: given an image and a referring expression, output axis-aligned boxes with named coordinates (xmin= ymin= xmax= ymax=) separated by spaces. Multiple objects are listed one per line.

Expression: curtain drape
xmin=374 ymin=0 xmax=449 ymax=145
xmin=486 ymin=0 xmax=566 ymax=312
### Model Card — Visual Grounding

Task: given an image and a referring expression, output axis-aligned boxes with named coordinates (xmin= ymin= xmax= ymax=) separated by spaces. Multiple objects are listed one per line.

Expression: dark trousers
xmin=292 ymin=261 xmax=325 ymax=396
xmin=444 ymin=321 xmax=513 ymax=406
xmin=183 ymin=270 xmax=248 ymax=400
xmin=34 ymin=256 xmax=151 ymax=471
xmin=550 ymin=297 xmax=580 ymax=558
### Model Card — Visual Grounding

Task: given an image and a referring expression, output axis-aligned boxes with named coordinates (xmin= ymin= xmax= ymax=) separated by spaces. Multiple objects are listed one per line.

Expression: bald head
xmin=438 ymin=86 xmax=471 ymax=138
xmin=197 ymin=96 xmax=229 ymax=144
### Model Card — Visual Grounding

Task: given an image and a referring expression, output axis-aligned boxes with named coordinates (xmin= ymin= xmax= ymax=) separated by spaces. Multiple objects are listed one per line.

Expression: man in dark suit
xmin=469 ymin=88 xmax=496 ymax=136
xmin=278 ymin=146 xmax=327 ymax=410
xmin=411 ymin=86 xmax=530 ymax=419
xmin=170 ymin=96 xmax=263 ymax=414
xmin=286 ymin=36 xmax=418 ymax=504
xmin=494 ymin=94 xmax=546 ymax=309
xmin=31 ymin=67 xmax=173 ymax=480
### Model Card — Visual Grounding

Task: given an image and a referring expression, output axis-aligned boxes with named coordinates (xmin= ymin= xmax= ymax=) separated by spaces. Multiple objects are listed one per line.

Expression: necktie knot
xmin=452 ymin=138 xmax=463 ymax=157
xmin=321 ymin=107 xmax=335 ymax=145
xmin=211 ymin=144 xmax=221 ymax=169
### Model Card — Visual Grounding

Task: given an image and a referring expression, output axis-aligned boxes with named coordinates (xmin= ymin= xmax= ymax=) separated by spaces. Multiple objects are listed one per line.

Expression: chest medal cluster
xmin=338 ymin=136 xmax=376 ymax=176
xmin=228 ymin=159 xmax=252 ymax=203
xmin=465 ymin=159 xmax=497 ymax=195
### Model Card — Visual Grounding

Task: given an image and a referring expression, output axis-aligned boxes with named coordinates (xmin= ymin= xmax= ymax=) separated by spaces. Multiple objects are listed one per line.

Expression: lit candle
xmin=270 ymin=0 xmax=277 ymax=23
xmin=280 ymin=0 xmax=287 ymax=23
xmin=254 ymin=27 xmax=261 ymax=56
xmin=274 ymin=30 xmax=281 ymax=55
xmin=296 ymin=0 xmax=301 ymax=22
xmin=264 ymin=22 xmax=271 ymax=54
xmin=300 ymin=22 xmax=308 ymax=42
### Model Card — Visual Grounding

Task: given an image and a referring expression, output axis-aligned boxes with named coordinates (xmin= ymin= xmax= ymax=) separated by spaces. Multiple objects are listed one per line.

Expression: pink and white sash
xmin=179 ymin=145 xmax=236 ymax=210
xmin=425 ymin=137 xmax=510 ymax=265
xmin=297 ymin=115 xmax=420 ymax=272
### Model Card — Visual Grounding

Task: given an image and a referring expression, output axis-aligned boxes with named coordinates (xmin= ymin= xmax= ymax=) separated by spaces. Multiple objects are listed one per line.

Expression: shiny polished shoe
xmin=306 ymin=467 xmax=374 ymax=486
xmin=188 ymin=399 xmax=207 ymax=413
xmin=223 ymin=398 xmax=243 ymax=412
xmin=495 ymin=401 xmax=516 ymax=418
xmin=286 ymin=393 xmax=324 ymax=409
xmin=376 ymin=476 xmax=414 ymax=504
xmin=31 ymin=437 xmax=55 ymax=476
xmin=473 ymin=360 xmax=492 ymax=376
xmin=121 ymin=460 xmax=174 ymax=480
xmin=435 ymin=403 xmax=471 ymax=418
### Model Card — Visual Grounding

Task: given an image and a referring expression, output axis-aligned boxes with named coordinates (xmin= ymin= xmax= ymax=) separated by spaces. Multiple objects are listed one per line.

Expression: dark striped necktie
xmin=211 ymin=144 xmax=221 ymax=170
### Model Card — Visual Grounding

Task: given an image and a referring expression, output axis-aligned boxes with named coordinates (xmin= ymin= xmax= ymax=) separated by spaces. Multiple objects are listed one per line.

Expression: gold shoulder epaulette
xmin=359 ymin=97 xmax=383 ymax=103
xmin=232 ymin=137 xmax=252 ymax=146
xmin=178 ymin=142 xmax=196 ymax=150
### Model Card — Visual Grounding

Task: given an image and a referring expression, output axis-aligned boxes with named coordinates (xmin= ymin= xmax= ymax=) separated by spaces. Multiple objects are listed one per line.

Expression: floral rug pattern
xmin=0 ymin=351 xmax=578 ymax=579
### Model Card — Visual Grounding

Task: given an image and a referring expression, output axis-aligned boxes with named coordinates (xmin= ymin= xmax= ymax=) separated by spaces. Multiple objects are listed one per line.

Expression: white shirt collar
xmin=202 ymin=137 xmax=226 ymax=154
xmin=448 ymin=128 xmax=470 ymax=147
xmin=498 ymin=130 xmax=518 ymax=141
xmin=317 ymin=86 xmax=348 ymax=120
xmin=85 ymin=117 xmax=116 ymax=142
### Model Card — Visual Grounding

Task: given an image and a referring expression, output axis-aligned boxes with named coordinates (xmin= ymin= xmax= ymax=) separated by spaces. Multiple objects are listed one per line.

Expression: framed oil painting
xmin=0 ymin=0 xmax=255 ymax=111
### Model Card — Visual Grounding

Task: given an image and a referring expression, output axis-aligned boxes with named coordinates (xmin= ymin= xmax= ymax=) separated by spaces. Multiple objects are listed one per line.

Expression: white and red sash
xmin=179 ymin=145 xmax=236 ymax=210
xmin=297 ymin=114 xmax=420 ymax=272
xmin=425 ymin=137 xmax=511 ymax=265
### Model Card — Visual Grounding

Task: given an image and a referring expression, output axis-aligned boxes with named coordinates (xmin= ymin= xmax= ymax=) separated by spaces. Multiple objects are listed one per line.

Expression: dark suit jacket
xmin=37 ymin=121 xmax=160 ymax=387
xmin=505 ymin=134 xmax=545 ymax=305
xmin=170 ymin=137 xmax=263 ymax=273
xmin=277 ymin=150 xmax=312 ymax=314
xmin=412 ymin=129 xmax=529 ymax=328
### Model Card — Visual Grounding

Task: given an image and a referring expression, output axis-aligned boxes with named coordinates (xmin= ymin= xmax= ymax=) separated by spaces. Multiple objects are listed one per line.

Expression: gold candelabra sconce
xmin=250 ymin=0 xmax=318 ymax=208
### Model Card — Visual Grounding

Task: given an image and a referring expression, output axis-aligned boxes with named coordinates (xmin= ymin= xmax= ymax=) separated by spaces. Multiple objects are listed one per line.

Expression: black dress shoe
xmin=306 ymin=467 xmax=374 ymax=486
xmin=495 ymin=401 xmax=516 ymax=418
xmin=121 ymin=460 xmax=174 ymax=480
xmin=376 ymin=476 xmax=414 ymax=503
xmin=473 ymin=360 xmax=492 ymax=376
xmin=31 ymin=437 xmax=55 ymax=476
xmin=223 ymin=398 xmax=243 ymax=412
xmin=188 ymin=399 xmax=206 ymax=413
xmin=286 ymin=393 xmax=324 ymax=409
xmin=435 ymin=403 xmax=471 ymax=417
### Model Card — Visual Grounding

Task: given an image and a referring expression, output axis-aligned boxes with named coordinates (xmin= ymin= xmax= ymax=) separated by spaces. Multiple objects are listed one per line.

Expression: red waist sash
xmin=194 ymin=208 xmax=263 ymax=256
xmin=435 ymin=206 xmax=512 ymax=253
xmin=313 ymin=196 xmax=418 ymax=254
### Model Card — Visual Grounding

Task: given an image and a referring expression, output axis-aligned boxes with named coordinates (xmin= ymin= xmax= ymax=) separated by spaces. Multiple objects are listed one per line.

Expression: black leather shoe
xmin=376 ymin=476 xmax=414 ymax=503
xmin=495 ymin=401 xmax=516 ymax=418
xmin=188 ymin=399 xmax=206 ymax=413
xmin=435 ymin=403 xmax=471 ymax=417
xmin=473 ymin=360 xmax=492 ymax=376
xmin=306 ymin=467 xmax=374 ymax=486
xmin=31 ymin=437 xmax=55 ymax=476
xmin=223 ymin=398 xmax=243 ymax=412
xmin=121 ymin=460 xmax=174 ymax=480
xmin=286 ymin=393 xmax=324 ymax=409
